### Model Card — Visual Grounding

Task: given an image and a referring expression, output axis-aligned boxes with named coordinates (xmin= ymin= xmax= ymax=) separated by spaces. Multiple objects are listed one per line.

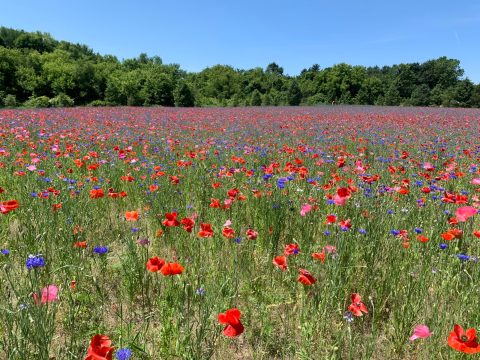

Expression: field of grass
xmin=0 ymin=106 xmax=479 ymax=359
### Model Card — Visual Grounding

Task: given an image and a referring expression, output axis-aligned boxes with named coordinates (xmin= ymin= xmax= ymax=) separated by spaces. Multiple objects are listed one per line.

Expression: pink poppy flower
xmin=409 ymin=324 xmax=432 ymax=341
xmin=456 ymin=206 xmax=477 ymax=222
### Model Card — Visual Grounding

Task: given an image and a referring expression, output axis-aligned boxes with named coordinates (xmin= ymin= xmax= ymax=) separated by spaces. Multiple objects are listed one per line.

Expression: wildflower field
xmin=0 ymin=106 xmax=479 ymax=359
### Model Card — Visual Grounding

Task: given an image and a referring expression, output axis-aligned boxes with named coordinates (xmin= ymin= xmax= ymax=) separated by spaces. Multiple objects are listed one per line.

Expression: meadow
xmin=0 ymin=106 xmax=479 ymax=359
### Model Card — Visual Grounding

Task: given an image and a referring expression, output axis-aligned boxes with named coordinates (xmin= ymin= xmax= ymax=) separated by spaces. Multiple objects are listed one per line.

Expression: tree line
xmin=1 ymin=27 xmax=479 ymax=108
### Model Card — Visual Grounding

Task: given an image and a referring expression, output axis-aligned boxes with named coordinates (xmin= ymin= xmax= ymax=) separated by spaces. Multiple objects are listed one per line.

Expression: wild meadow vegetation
xmin=0 ymin=106 xmax=479 ymax=359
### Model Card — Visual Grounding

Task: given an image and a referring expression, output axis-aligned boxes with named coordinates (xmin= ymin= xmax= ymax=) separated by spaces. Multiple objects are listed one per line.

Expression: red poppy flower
xmin=284 ymin=243 xmax=300 ymax=256
xmin=89 ymin=189 xmax=104 ymax=199
xmin=0 ymin=200 xmax=19 ymax=214
xmin=417 ymin=235 xmax=429 ymax=243
xmin=210 ymin=198 xmax=220 ymax=208
xmin=273 ymin=256 xmax=287 ymax=270
xmin=74 ymin=241 xmax=87 ymax=249
xmin=297 ymin=268 xmax=316 ymax=285
xmin=218 ymin=308 xmax=244 ymax=337
xmin=222 ymin=226 xmax=234 ymax=238
xmin=447 ymin=324 xmax=480 ymax=354
xmin=246 ymin=229 xmax=258 ymax=240
xmin=146 ymin=256 xmax=165 ymax=272
xmin=312 ymin=252 xmax=326 ymax=263
xmin=161 ymin=262 xmax=184 ymax=276
xmin=348 ymin=293 xmax=368 ymax=316
xmin=198 ymin=223 xmax=214 ymax=238
xmin=473 ymin=231 xmax=480 ymax=238
xmin=85 ymin=334 xmax=114 ymax=360
xmin=125 ymin=211 xmax=139 ymax=221
xmin=181 ymin=217 xmax=195 ymax=232
xmin=325 ymin=214 xmax=337 ymax=224
xmin=162 ymin=212 xmax=180 ymax=227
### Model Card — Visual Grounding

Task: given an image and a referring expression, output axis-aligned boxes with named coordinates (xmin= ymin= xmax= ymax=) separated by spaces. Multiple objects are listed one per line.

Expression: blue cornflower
xmin=1 ymin=249 xmax=10 ymax=255
xmin=196 ymin=287 xmax=206 ymax=296
xmin=387 ymin=210 xmax=394 ymax=215
xmin=26 ymin=255 xmax=45 ymax=269
xmin=131 ymin=227 xmax=139 ymax=233
xmin=456 ymin=254 xmax=470 ymax=262
xmin=277 ymin=178 xmax=287 ymax=189
xmin=116 ymin=348 xmax=132 ymax=360
xmin=234 ymin=237 xmax=242 ymax=244
xmin=343 ymin=311 xmax=354 ymax=323
xmin=326 ymin=199 xmax=335 ymax=205
xmin=414 ymin=227 xmax=422 ymax=234
xmin=323 ymin=230 xmax=331 ymax=236
xmin=439 ymin=243 xmax=448 ymax=250
xmin=358 ymin=228 xmax=367 ymax=234
xmin=93 ymin=246 xmax=109 ymax=255
xmin=390 ymin=230 xmax=400 ymax=236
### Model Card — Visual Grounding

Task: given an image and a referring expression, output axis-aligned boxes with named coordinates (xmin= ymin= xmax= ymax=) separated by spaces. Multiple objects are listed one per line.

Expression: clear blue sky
xmin=1 ymin=0 xmax=479 ymax=82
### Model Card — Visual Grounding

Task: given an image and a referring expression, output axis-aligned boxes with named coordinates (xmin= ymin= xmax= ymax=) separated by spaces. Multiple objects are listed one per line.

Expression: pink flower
xmin=26 ymin=165 xmax=37 ymax=171
xmin=409 ymin=324 xmax=432 ymax=341
xmin=456 ymin=206 xmax=477 ymax=222
xmin=423 ymin=162 xmax=435 ymax=171
xmin=300 ymin=203 xmax=312 ymax=216
xmin=33 ymin=285 xmax=59 ymax=304
xmin=472 ymin=178 xmax=480 ymax=185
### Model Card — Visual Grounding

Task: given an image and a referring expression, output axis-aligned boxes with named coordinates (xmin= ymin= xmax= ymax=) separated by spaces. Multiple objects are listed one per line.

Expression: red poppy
xmin=89 ymin=189 xmax=104 ymax=199
xmin=85 ymin=334 xmax=114 ymax=360
xmin=162 ymin=212 xmax=180 ymax=227
xmin=146 ymin=256 xmax=165 ymax=272
xmin=181 ymin=217 xmax=195 ymax=233
xmin=246 ymin=229 xmax=258 ymax=240
xmin=474 ymin=231 xmax=480 ymax=238
xmin=284 ymin=243 xmax=300 ymax=256
xmin=348 ymin=293 xmax=368 ymax=316
xmin=125 ymin=211 xmax=139 ymax=221
xmin=218 ymin=308 xmax=244 ymax=337
xmin=161 ymin=262 xmax=184 ymax=276
xmin=149 ymin=184 xmax=159 ymax=192
xmin=447 ymin=324 xmax=480 ymax=354
xmin=273 ymin=256 xmax=287 ymax=270
xmin=0 ymin=200 xmax=19 ymax=214
xmin=210 ymin=198 xmax=220 ymax=208
xmin=52 ymin=203 xmax=62 ymax=211
xmin=325 ymin=214 xmax=337 ymax=224
xmin=198 ymin=223 xmax=214 ymax=238
xmin=312 ymin=252 xmax=326 ymax=263
xmin=227 ymin=188 xmax=239 ymax=198
xmin=297 ymin=268 xmax=316 ymax=285
xmin=339 ymin=219 xmax=351 ymax=229
xmin=417 ymin=235 xmax=429 ymax=243
xmin=222 ymin=226 xmax=234 ymax=238
xmin=74 ymin=241 xmax=87 ymax=249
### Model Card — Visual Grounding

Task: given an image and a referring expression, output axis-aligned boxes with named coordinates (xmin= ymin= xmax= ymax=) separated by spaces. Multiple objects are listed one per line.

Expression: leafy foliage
xmin=0 ymin=26 xmax=479 ymax=108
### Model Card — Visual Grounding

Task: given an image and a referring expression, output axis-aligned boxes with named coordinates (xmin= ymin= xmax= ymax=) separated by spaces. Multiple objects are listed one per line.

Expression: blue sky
xmin=1 ymin=0 xmax=479 ymax=82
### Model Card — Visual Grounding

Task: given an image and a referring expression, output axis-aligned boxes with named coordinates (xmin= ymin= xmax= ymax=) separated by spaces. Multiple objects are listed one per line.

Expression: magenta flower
xmin=409 ymin=324 xmax=432 ymax=341
xmin=33 ymin=285 xmax=59 ymax=304
xmin=300 ymin=203 xmax=312 ymax=216
xmin=456 ymin=206 xmax=477 ymax=222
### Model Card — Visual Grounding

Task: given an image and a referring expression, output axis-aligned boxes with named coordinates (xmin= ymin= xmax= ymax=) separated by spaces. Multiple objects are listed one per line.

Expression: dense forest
xmin=1 ymin=27 xmax=479 ymax=108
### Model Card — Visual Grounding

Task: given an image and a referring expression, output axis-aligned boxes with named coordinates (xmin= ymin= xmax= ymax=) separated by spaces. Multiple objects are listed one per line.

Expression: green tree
xmin=250 ymin=89 xmax=262 ymax=106
xmin=287 ymin=80 xmax=302 ymax=105
xmin=174 ymin=81 xmax=195 ymax=107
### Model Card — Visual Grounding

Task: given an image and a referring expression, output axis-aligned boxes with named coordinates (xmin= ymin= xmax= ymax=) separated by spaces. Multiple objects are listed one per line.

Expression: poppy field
xmin=1 ymin=106 xmax=480 ymax=359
